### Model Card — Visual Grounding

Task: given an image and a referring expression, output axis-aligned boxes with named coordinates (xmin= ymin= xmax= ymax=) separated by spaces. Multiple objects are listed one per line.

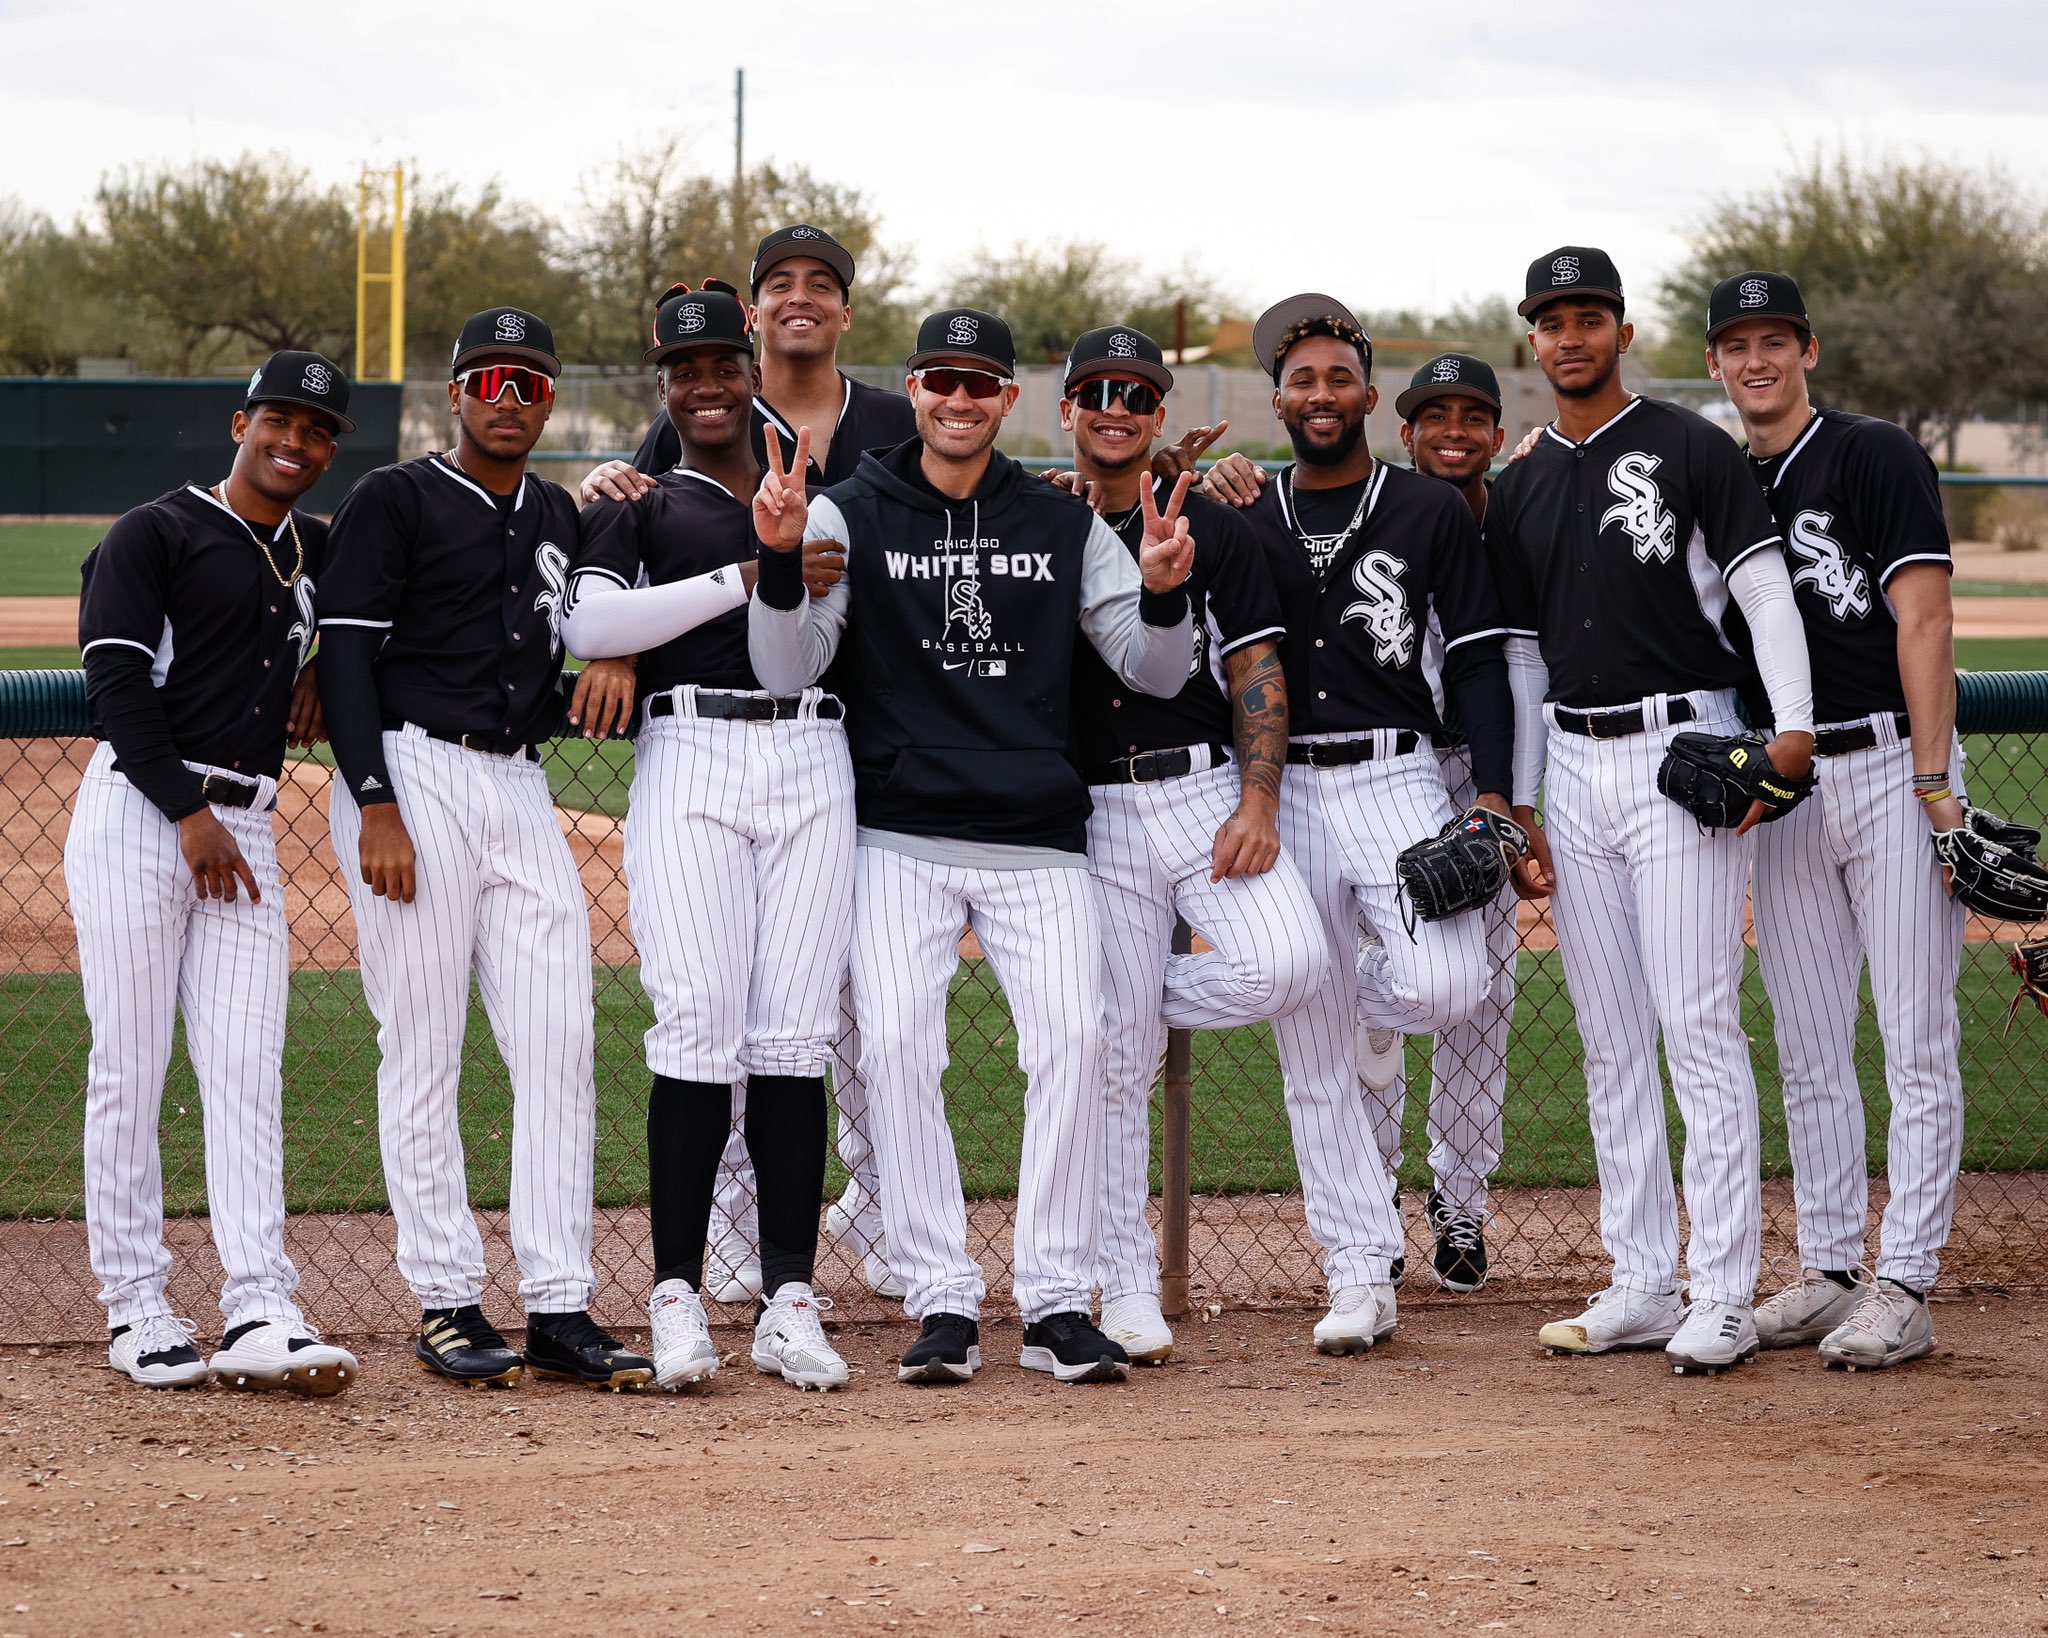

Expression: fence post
xmin=1159 ymin=916 xmax=1193 ymax=1319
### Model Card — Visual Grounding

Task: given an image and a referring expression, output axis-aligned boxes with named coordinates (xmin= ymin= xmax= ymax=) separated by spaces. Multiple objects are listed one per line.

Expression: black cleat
xmin=416 ymin=1305 xmax=524 ymax=1387
xmin=898 ymin=1313 xmax=981 ymax=1384
xmin=523 ymin=1310 xmax=655 ymax=1391
xmin=1020 ymin=1311 xmax=1130 ymax=1384
xmin=1427 ymin=1188 xmax=1489 ymax=1293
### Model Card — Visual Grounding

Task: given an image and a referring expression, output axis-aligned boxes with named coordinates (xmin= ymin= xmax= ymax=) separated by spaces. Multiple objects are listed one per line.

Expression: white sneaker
xmin=1666 ymin=1300 xmax=1760 ymax=1375
xmin=860 ymin=1254 xmax=908 ymax=1301
xmin=707 ymin=1258 xmax=764 ymax=1305
xmin=1538 ymin=1286 xmax=1685 ymax=1355
xmin=1818 ymin=1279 xmax=1936 ymax=1372
xmin=1754 ymin=1267 xmax=1867 ymax=1348
xmin=752 ymin=1283 xmax=849 ymax=1391
xmin=1100 ymin=1292 xmax=1174 ymax=1365
xmin=108 ymin=1314 xmax=209 ymax=1389
xmin=1314 ymin=1285 xmax=1397 ymax=1355
xmin=1355 ymin=927 xmax=1403 ymax=1091
xmin=208 ymin=1319 xmax=358 ymax=1396
xmin=825 ymin=1194 xmax=907 ymax=1297
xmin=648 ymin=1279 xmax=719 ymax=1389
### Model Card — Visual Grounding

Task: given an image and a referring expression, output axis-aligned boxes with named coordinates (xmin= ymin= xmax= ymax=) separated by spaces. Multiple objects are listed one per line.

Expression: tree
xmin=1657 ymin=153 xmax=2048 ymax=461
xmin=941 ymin=241 xmax=1240 ymax=366
xmin=1350 ymin=296 xmax=1532 ymax=372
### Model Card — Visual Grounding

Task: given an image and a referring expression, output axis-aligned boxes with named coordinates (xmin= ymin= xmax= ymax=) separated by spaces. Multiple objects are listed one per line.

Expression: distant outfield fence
xmin=4 ymin=667 xmax=2048 ymax=1343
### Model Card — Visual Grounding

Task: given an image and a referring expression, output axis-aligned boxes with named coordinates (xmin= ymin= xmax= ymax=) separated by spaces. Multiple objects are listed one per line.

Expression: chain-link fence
xmin=5 ymin=670 xmax=2048 ymax=1343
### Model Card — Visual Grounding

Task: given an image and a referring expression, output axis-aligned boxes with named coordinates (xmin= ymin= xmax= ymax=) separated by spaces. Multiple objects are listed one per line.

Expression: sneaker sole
xmin=898 ymin=1346 xmax=980 ymax=1384
xmin=416 ymin=1356 xmax=523 ymax=1388
xmin=1432 ymin=1268 xmax=1488 ymax=1295
xmin=112 ymin=1364 xmax=211 ymax=1389
xmin=1019 ymin=1346 xmax=1129 ymax=1383
xmin=211 ymin=1360 xmax=356 ymax=1398
xmin=1538 ymin=1322 xmax=1681 ymax=1356
xmin=751 ymin=1347 xmax=848 ymax=1390
xmin=1819 ymin=1334 xmax=1936 ymax=1372
xmin=1106 ymin=1335 xmax=1173 ymax=1366
xmin=526 ymin=1363 xmax=655 ymax=1391
xmin=655 ymin=1358 xmax=719 ymax=1390
xmin=1668 ymin=1340 xmax=1761 ymax=1376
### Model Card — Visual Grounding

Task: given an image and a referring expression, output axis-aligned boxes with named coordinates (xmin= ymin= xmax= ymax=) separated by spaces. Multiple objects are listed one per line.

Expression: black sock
xmin=745 ymin=1073 xmax=827 ymax=1295
xmin=1822 ymin=1269 xmax=1859 ymax=1290
xmin=647 ymin=1076 xmax=732 ymax=1290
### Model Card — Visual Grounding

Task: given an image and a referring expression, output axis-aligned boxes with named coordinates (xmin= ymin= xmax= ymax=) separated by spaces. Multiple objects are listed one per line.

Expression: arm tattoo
xmin=1225 ymin=640 xmax=1287 ymax=805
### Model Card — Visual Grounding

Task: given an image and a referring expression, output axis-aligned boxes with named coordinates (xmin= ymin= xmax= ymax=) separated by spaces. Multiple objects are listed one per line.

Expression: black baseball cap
xmin=645 ymin=280 xmax=754 ymax=364
xmin=1063 ymin=325 xmax=1174 ymax=396
xmin=1706 ymin=270 xmax=1810 ymax=342
xmin=245 ymin=350 xmax=354 ymax=434
xmin=1395 ymin=353 xmax=1502 ymax=422
xmin=451 ymin=307 xmax=561 ymax=376
xmin=750 ymin=224 xmax=857 ymax=294
xmin=1518 ymin=247 xmax=1626 ymax=319
xmin=907 ymin=308 xmax=1016 ymax=375
xmin=1252 ymin=293 xmax=1373 ymax=382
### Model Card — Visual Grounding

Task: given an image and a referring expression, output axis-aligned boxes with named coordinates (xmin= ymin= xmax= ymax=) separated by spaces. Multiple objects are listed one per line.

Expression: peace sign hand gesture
xmin=752 ymin=424 xmax=813 ymax=551
xmin=1136 ymin=471 xmax=1197 ymax=592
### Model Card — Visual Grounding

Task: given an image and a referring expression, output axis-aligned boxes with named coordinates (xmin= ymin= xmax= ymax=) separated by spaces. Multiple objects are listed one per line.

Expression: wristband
xmin=1915 ymin=785 xmax=1953 ymax=805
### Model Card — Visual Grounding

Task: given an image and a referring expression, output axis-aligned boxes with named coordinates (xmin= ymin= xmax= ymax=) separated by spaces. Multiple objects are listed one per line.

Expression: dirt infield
xmin=3 ymin=1298 xmax=2042 ymax=1637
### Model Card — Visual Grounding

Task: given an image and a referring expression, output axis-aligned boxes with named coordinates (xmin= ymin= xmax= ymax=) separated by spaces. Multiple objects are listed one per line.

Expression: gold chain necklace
xmin=212 ymin=482 xmax=304 ymax=587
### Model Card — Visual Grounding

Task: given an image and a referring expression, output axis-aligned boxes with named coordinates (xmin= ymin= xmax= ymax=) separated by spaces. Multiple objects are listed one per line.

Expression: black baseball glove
xmin=1395 ymin=806 xmax=1529 ymax=928
xmin=1656 ymin=730 xmax=1817 ymax=830
xmin=1935 ymin=803 xmax=2048 ymax=923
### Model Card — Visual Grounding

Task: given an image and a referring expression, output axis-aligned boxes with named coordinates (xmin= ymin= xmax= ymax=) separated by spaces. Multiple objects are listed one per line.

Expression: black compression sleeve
xmin=318 ymin=625 xmax=397 ymax=806
xmin=1443 ymin=637 xmax=1515 ymax=800
xmin=755 ymin=542 xmax=807 ymax=611
xmin=745 ymin=1074 xmax=827 ymax=1294
xmin=82 ymin=649 xmax=206 ymax=821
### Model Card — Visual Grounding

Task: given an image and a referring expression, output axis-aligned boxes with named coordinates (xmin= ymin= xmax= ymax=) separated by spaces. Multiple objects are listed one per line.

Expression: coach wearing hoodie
xmin=750 ymin=307 xmax=1195 ymax=1388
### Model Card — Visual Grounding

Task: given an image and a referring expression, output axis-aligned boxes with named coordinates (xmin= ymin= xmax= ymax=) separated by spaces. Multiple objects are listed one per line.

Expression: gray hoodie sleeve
xmin=1076 ymin=513 xmax=1194 ymax=698
xmin=748 ymin=494 xmax=851 ymax=692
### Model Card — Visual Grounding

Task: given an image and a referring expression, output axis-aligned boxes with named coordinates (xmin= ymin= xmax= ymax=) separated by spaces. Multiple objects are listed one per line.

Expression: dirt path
xmin=3 ymin=1299 xmax=2042 ymax=1636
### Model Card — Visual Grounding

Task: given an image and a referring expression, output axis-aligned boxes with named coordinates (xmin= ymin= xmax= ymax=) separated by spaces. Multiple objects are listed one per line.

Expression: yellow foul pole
xmin=354 ymin=165 xmax=406 ymax=381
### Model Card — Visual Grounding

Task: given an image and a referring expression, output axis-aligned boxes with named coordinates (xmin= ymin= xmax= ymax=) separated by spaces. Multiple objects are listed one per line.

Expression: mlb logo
xmin=976 ymin=659 xmax=1007 ymax=678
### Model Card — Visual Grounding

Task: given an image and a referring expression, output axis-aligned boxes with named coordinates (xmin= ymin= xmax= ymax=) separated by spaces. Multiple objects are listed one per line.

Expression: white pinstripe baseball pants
xmin=852 ymin=845 xmax=1104 ymax=1323
xmin=1270 ymin=741 xmax=1491 ymax=1288
xmin=1752 ymin=726 xmax=1966 ymax=1289
xmin=1088 ymin=761 xmax=1327 ymax=1299
xmin=328 ymin=728 xmax=596 ymax=1313
xmin=1545 ymin=691 xmax=1761 ymax=1308
xmin=1362 ymin=744 xmax=1517 ymax=1216
xmin=68 ymin=746 xmax=304 ymax=1333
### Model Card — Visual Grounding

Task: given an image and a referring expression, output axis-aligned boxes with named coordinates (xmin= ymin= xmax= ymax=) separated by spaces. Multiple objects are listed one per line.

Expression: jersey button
xmin=1317 ymin=690 xmax=1327 ymax=700
xmin=262 ymin=659 xmax=271 ymax=668
xmin=1315 ymin=639 xmax=1325 ymax=648
xmin=1583 ymin=619 xmax=1593 ymax=628
xmin=513 ymin=631 xmax=523 ymax=642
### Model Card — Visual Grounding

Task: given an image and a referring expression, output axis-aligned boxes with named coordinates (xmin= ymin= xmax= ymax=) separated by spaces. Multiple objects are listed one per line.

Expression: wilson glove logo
xmin=1340 ymin=549 xmax=1416 ymax=667
xmin=1601 ymin=452 xmax=1677 ymax=564
xmin=1787 ymin=509 xmax=1871 ymax=621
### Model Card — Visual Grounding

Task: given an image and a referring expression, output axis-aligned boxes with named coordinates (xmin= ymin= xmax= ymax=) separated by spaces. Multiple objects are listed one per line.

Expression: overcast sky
xmin=4 ymin=0 xmax=2044 ymax=326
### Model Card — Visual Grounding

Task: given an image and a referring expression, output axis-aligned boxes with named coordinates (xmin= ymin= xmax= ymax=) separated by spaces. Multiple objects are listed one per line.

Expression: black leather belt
xmin=1086 ymin=743 xmax=1229 ymax=786
xmin=200 ymin=771 xmax=263 ymax=810
xmin=1552 ymin=698 xmax=1698 ymax=739
xmin=1815 ymin=712 xmax=1912 ymax=757
xmin=648 ymin=693 xmax=843 ymax=723
xmin=415 ymin=726 xmax=531 ymax=756
xmin=1287 ymin=732 xmax=1425 ymax=768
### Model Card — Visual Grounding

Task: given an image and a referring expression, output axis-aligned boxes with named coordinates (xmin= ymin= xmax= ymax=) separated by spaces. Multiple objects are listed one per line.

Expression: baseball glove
xmin=1395 ymin=806 xmax=1530 ymax=928
xmin=1935 ymin=804 xmax=2048 ymax=923
xmin=2006 ymin=935 xmax=2048 ymax=1033
xmin=1656 ymin=730 xmax=1817 ymax=829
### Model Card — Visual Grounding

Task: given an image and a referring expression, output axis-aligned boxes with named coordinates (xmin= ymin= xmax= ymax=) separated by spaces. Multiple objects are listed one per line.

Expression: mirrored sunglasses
xmin=1069 ymin=377 xmax=1162 ymax=416
xmin=912 ymin=367 xmax=1011 ymax=401
xmin=455 ymin=365 xmax=556 ymax=407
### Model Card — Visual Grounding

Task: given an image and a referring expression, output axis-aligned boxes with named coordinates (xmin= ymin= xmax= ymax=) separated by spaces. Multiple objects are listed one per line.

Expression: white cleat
xmin=860 ymin=1254 xmax=908 ymax=1302
xmin=752 ymin=1283 xmax=850 ymax=1391
xmin=1100 ymin=1292 xmax=1174 ymax=1365
xmin=825 ymin=1196 xmax=907 ymax=1298
xmin=707 ymin=1259 xmax=765 ymax=1306
xmin=648 ymin=1279 xmax=719 ymax=1390
xmin=1754 ymin=1267 xmax=1867 ymax=1349
xmin=1314 ymin=1285 xmax=1397 ymax=1356
xmin=1818 ymin=1279 xmax=1936 ymax=1372
xmin=1538 ymin=1285 xmax=1686 ymax=1356
xmin=208 ymin=1319 xmax=358 ymax=1397
xmin=108 ymin=1314 xmax=209 ymax=1389
xmin=1666 ymin=1300 xmax=1760 ymax=1376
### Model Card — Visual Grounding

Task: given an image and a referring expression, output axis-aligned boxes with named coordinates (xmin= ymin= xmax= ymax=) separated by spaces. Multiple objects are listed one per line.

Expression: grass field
xmin=5 ymin=949 xmax=2044 ymax=1220
xmin=0 ymin=521 xmax=103 ymax=595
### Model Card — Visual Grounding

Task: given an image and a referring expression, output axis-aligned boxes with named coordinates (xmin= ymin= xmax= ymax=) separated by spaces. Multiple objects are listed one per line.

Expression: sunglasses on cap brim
xmin=1067 ymin=377 xmax=1163 ymax=416
xmin=455 ymin=365 xmax=556 ymax=407
xmin=911 ymin=366 xmax=1011 ymax=400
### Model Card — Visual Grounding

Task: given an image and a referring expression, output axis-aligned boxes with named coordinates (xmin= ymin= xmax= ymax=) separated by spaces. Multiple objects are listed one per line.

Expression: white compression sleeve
xmin=1725 ymin=550 xmax=1816 ymax=736
xmin=561 ymin=567 xmax=748 ymax=660
xmin=1504 ymin=635 xmax=1550 ymax=808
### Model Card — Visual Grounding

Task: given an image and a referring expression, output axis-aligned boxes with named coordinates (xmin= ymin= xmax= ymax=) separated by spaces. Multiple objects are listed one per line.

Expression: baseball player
xmin=749 ymin=307 xmax=1196 ymax=1386
xmin=318 ymin=308 xmax=653 ymax=1391
xmin=1705 ymin=271 xmax=1964 ymax=1370
xmin=560 ymin=282 xmax=853 ymax=1392
xmin=1223 ymin=296 xmax=1524 ymax=1354
xmin=582 ymin=224 xmax=915 ymax=1303
xmin=68 ymin=354 xmax=359 ymax=1395
xmin=1055 ymin=324 xmax=1325 ymax=1364
xmin=1485 ymin=247 xmax=1815 ymax=1374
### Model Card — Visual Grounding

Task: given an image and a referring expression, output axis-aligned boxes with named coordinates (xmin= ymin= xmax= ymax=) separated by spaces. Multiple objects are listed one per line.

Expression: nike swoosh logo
xmin=942 ymin=661 xmax=969 ymax=671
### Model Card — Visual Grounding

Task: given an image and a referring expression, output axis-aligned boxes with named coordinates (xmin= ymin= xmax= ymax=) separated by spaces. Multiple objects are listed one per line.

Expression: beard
xmin=1288 ymin=414 xmax=1365 ymax=467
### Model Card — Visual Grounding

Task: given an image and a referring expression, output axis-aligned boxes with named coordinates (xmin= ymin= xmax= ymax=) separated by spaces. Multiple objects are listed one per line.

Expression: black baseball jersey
xmin=78 ymin=484 xmax=326 ymax=811
xmin=571 ymin=468 xmax=762 ymax=694
xmin=1240 ymin=461 xmax=1508 ymax=736
xmin=1483 ymin=396 xmax=1785 ymax=708
xmin=1748 ymin=408 xmax=1950 ymax=723
xmin=1071 ymin=480 xmax=1283 ymax=768
xmin=633 ymin=373 xmax=917 ymax=486
xmin=319 ymin=454 xmax=579 ymax=755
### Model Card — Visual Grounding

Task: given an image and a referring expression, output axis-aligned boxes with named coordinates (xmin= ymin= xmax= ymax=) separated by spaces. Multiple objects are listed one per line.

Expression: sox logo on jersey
xmin=1602 ymin=453 xmax=1677 ymax=564
xmin=1786 ymin=510 xmax=1871 ymax=620
xmin=1340 ymin=550 xmax=1416 ymax=666
xmin=534 ymin=541 xmax=569 ymax=655
xmin=289 ymin=575 xmax=317 ymax=669
xmin=946 ymin=575 xmax=993 ymax=641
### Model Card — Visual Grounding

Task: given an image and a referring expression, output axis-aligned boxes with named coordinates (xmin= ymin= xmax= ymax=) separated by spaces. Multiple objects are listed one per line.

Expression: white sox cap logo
xmin=495 ymin=312 xmax=526 ymax=342
xmin=1108 ymin=332 xmax=1138 ymax=358
xmin=1430 ymin=357 xmax=1461 ymax=383
xmin=301 ymin=361 xmax=333 ymax=395
xmin=678 ymin=303 xmax=706 ymax=334
xmin=947 ymin=314 xmax=980 ymax=346
xmin=790 ymin=226 xmax=821 ymax=239
xmin=1551 ymin=255 xmax=1580 ymax=285
xmin=1739 ymin=278 xmax=1770 ymax=308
